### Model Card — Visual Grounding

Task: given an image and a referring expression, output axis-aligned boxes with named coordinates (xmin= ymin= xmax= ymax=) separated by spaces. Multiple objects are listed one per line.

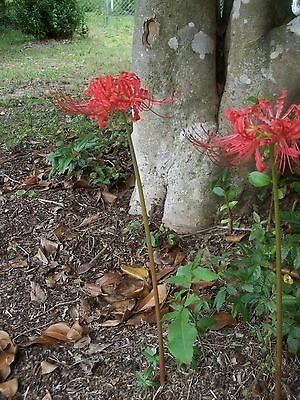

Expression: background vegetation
xmin=0 ymin=13 xmax=133 ymax=149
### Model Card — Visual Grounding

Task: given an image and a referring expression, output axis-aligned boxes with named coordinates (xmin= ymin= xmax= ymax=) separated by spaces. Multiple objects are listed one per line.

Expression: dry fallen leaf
xmin=209 ymin=312 xmax=236 ymax=330
xmin=53 ymin=225 xmax=74 ymax=241
xmin=117 ymin=276 xmax=146 ymax=299
xmin=77 ymin=214 xmax=100 ymax=229
xmin=96 ymin=272 xmax=121 ymax=294
xmin=0 ymin=331 xmax=17 ymax=381
xmin=40 ymin=361 xmax=58 ymax=375
xmin=84 ymin=283 xmax=103 ymax=297
xmin=100 ymin=319 xmax=121 ymax=327
xmin=135 ymin=284 xmax=168 ymax=312
xmin=127 ymin=306 xmax=169 ymax=326
xmin=0 ymin=259 xmax=28 ymax=273
xmin=101 ymin=191 xmax=117 ymax=204
xmin=36 ymin=238 xmax=59 ymax=265
xmin=0 ymin=378 xmax=18 ymax=399
xmin=72 ymin=178 xmax=92 ymax=189
xmin=30 ymin=281 xmax=47 ymax=303
xmin=225 ymin=233 xmax=249 ymax=243
xmin=73 ymin=335 xmax=91 ymax=349
xmin=121 ymin=265 xmax=149 ymax=280
xmin=110 ymin=299 xmax=136 ymax=314
xmin=41 ymin=389 xmax=53 ymax=400
xmin=28 ymin=321 xmax=83 ymax=345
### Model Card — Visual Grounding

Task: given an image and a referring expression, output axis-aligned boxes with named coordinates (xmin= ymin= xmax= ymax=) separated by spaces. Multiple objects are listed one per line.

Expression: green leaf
xmin=135 ymin=368 xmax=156 ymax=387
xmin=143 ymin=347 xmax=159 ymax=367
xmin=212 ymin=186 xmax=225 ymax=197
xmin=282 ymin=294 xmax=297 ymax=305
xmin=167 ymin=265 xmax=193 ymax=288
xmin=247 ymin=95 xmax=259 ymax=104
xmin=197 ymin=317 xmax=216 ymax=334
xmin=287 ymin=327 xmax=300 ymax=353
xmin=16 ymin=189 xmax=26 ymax=197
xmin=184 ymin=293 xmax=201 ymax=307
xmin=214 ymin=287 xmax=227 ymax=311
xmin=27 ymin=189 xmax=37 ymax=198
xmin=252 ymin=211 xmax=261 ymax=224
xmin=248 ymin=171 xmax=271 ymax=187
xmin=168 ymin=308 xmax=197 ymax=365
xmin=192 ymin=267 xmax=218 ymax=283
xmin=219 ymin=203 xmax=228 ymax=212
xmin=291 ymin=181 xmax=300 ymax=193
xmin=221 ymin=218 xmax=231 ymax=225
xmin=277 ymin=188 xmax=285 ymax=200
xmin=228 ymin=200 xmax=238 ymax=209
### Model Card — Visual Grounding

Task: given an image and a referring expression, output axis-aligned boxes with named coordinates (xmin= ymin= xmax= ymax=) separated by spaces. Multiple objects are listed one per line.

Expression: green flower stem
xmin=124 ymin=118 xmax=166 ymax=386
xmin=271 ymin=148 xmax=283 ymax=400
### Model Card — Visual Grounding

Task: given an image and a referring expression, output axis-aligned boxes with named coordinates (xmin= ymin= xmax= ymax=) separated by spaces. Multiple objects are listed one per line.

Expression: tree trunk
xmin=130 ymin=0 xmax=300 ymax=233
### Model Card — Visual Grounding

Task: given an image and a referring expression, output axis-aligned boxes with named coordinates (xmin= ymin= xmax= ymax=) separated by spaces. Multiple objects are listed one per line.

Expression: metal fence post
xmin=104 ymin=0 xmax=109 ymax=26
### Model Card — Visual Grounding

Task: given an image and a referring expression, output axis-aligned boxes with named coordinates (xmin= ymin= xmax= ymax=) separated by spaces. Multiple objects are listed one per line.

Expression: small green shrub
xmin=48 ymin=133 xmax=122 ymax=186
xmin=11 ymin=0 xmax=86 ymax=39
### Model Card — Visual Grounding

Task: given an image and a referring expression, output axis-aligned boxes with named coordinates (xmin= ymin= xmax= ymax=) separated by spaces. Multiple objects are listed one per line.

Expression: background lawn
xmin=0 ymin=13 xmax=133 ymax=148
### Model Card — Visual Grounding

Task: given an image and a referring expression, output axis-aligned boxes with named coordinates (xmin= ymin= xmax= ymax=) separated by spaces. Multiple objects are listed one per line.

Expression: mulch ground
xmin=0 ymin=148 xmax=299 ymax=400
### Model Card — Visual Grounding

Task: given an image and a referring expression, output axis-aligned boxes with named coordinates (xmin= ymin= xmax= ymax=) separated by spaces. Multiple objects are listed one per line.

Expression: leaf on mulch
xmin=30 ymin=281 xmax=47 ymax=303
xmin=0 ymin=378 xmax=18 ymax=399
xmin=76 ymin=213 xmax=100 ymax=229
xmin=40 ymin=361 xmax=58 ymax=375
xmin=224 ymin=233 xmax=249 ymax=243
xmin=36 ymin=238 xmax=59 ymax=265
xmin=84 ymin=283 xmax=103 ymax=297
xmin=0 ymin=331 xmax=17 ymax=381
xmin=120 ymin=265 xmax=149 ymax=280
xmin=45 ymin=267 xmax=70 ymax=287
xmin=19 ymin=175 xmax=50 ymax=191
xmin=27 ymin=321 xmax=83 ymax=346
xmin=72 ymin=178 xmax=93 ymax=189
xmin=41 ymin=390 xmax=53 ymax=400
xmin=135 ymin=284 xmax=168 ymax=313
xmin=73 ymin=335 xmax=91 ymax=349
xmin=0 ymin=259 xmax=28 ymax=273
xmin=155 ymin=248 xmax=185 ymax=280
xmin=127 ymin=306 xmax=169 ymax=326
xmin=116 ymin=276 xmax=147 ymax=299
xmin=96 ymin=272 xmax=122 ymax=293
xmin=209 ymin=312 xmax=236 ymax=331
xmin=53 ymin=225 xmax=75 ymax=242
xmin=101 ymin=190 xmax=118 ymax=204
xmin=100 ymin=319 xmax=122 ymax=327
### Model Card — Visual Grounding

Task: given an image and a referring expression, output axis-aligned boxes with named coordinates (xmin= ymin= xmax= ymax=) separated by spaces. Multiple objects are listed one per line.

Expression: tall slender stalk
xmin=271 ymin=147 xmax=283 ymax=400
xmin=124 ymin=118 xmax=166 ymax=385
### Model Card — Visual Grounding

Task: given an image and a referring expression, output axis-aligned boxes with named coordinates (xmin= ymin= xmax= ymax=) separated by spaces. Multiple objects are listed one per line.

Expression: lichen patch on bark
xmin=191 ymin=31 xmax=214 ymax=60
xmin=287 ymin=16 xmax=300 ymax=35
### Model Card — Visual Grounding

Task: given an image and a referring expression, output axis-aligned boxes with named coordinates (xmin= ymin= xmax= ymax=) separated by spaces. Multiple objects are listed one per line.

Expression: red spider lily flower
xmin=186 ymin=91 xmax=300 ymax=173
xmin=251 ymin=90 xmax=300 ymax=172
xmin=53 ymin=72 xmax=171 ymax=128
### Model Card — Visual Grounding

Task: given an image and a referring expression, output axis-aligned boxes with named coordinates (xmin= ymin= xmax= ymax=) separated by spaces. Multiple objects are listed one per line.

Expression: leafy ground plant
xmin=48 ymin=132 xmax=123 ymax=186
xmin=186 ymin=90 xmax=300 ymax=399
xmin=135 ymin=347 xmax=159 ymax=388
xmin=211 ymin=168 xmax=238 ymax=233
xmin=215 ymin=211 xmax=300 ymax=353
xmin=164 ymin=250 xmax=219 ymax=365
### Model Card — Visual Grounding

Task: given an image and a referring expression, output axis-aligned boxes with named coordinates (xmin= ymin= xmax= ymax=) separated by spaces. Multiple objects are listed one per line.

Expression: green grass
xmin=0 ymin=13 xmax=133 ymax=148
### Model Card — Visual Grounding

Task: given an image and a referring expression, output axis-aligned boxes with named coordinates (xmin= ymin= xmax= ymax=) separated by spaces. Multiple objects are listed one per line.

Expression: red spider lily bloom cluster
xmin=187 ymin=90 xmax=300 ymax=173
xmin=53 ymin=72 xmax=171 ymax=128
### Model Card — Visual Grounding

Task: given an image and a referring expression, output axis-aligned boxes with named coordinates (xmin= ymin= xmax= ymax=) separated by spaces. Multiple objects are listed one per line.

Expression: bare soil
xmin=0 ymin=148 xmax=299 ymax=400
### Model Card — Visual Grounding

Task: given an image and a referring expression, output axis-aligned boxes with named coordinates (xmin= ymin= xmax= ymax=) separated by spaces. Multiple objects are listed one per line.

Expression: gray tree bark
xmin=130 ymin=0 xmax=300 ymax=233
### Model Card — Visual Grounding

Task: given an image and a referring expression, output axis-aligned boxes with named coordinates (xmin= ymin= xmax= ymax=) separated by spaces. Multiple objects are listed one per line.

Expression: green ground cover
xmin=0 ymin=14 xmax=133 ymax=148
